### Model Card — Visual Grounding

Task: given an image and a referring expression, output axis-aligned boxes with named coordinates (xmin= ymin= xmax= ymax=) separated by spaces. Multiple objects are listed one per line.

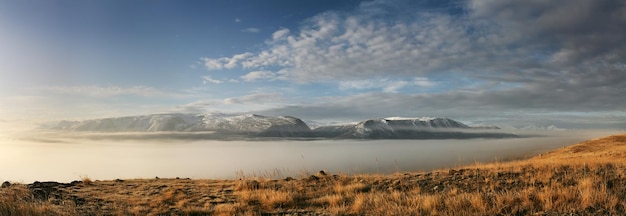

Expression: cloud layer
xmin=196 ymin=0 xmax=626 ymax=128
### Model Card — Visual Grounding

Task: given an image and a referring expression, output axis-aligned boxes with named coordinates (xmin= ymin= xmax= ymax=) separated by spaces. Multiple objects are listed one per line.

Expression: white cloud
xmin=241 ymin=71 xmax=278 ymax=82
xmin=202 ymin=0 xmax=625 ymax=88
xmin=223 ymin=93 xmax=283 ymax=105
xmin=173 ymin=100 xmax=220 ymax=114
xmin=242 ymin=28 xmax=260 ymax=33
xmin=235 ymin=18 xmax=241 ymax=23
xmin=224 ymin=52 xmax=253 ymax=69
xmin=413 ymin=77 xmax=437 ymax=87
xmin=219 ymin=12 xmax=481 ymax=82
xmin=201 ymin=57 xmax=225 ymax=70
xmin=202 ymin=75 xmax=223 ymax=84
xmin=200 ymin=52 xmax=252 ymax=70
xmin=272 ymin=28 xmax=290 ymax=40
xmin=195 ymin=0 xmax=626 ymax=128
xmin=382 ymin=81 xmax=408 ymax=93
xmin=339 ymin=77 xmax=435 ymax=93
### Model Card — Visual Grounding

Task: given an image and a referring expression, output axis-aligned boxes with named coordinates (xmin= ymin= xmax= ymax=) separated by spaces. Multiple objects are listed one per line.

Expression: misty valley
xmin=1 ymin=124 xmax=614 ymax=183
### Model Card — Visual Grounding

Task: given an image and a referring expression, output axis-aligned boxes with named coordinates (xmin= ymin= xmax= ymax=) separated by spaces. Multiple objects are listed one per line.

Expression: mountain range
xmin=45 ymin=113 xmax=517 ymax=139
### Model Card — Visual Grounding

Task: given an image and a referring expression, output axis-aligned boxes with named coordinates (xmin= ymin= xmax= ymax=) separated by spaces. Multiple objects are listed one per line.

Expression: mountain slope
xmin=45 ymin=114 xmax=516 ymax=139
xmin=49 ymin=114 xmax=203 ymax=132
xmin=339 ymin=117 xmax=515 ymax=139
xmin=47 ymin=114 xmax=311 ymax=137
xmin=200 ymin=114 xmax=311 ymax=137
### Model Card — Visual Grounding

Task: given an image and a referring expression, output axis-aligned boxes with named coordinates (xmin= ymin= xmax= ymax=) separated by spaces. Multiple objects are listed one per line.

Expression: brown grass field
xmin=2 ymin=134 xmax=626 ymax=215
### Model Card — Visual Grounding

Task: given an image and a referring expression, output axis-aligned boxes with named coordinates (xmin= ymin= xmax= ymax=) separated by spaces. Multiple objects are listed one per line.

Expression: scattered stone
xmin=30 ymin=181 xmax=72 ymax=189
xmin=71 ymin=195 xmax=85 ymax=206
xmin=115 ymin=179 xmax=124 ymax=183
xmin=284 ymin=177 xmax=294 ymax=181
xmin=1 ymin=181 xmax=11 ymax=188
xmin=32 ymin=188 xmax=49 ymax=200
xmin=308 ymin=175 xmax=320 ymax=181
xmin=318 ymin=170 xmax=327 ymax=176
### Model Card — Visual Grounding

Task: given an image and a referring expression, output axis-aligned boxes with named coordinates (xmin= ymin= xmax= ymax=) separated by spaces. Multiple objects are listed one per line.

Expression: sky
xmin=0 ymin=0 xmax=625 ymax=130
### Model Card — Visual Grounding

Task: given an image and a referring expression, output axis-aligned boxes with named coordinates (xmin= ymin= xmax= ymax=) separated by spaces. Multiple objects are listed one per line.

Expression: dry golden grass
xmin=0 ymin=184 xmax=75 ymax=216
xmin=1 ymin=134 xmax=625 ymax=215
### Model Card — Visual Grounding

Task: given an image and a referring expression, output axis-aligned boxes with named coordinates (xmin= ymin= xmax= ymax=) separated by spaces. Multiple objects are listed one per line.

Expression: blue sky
xmin=1 ymin=0 xmax=625 ymax=129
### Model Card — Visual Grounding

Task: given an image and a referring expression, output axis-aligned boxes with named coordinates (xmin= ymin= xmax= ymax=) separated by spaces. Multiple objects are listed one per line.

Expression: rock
xmin=284 ymin=177 xmax=294 ymax=181
xmin=30 ymin=181 xmax=71 ymax=188
xmin=71 ymin=195 xmax=85 ymax=206
xmin=308 ymin=175 xmax=320 ymax=181
xmin=318 ymin=170 xmax=327 ymax=176
xmin=32 ymin=188 xmax=49 ymax=200
xmin=1 ymin=181 xmax=11 ymax=188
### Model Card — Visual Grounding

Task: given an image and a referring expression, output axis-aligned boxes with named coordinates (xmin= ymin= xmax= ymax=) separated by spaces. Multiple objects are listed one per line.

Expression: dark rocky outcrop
xmin=27 ymin=181 xmax=82 ymax=201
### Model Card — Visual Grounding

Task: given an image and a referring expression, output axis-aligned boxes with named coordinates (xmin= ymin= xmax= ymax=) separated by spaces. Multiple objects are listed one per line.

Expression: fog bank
xmin=0 ymin=130 xmax=621 ymax=183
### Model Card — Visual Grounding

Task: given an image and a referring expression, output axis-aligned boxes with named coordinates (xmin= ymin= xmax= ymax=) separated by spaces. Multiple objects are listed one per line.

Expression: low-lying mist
xmin=0 ymin=129 xmax=622 ymax=183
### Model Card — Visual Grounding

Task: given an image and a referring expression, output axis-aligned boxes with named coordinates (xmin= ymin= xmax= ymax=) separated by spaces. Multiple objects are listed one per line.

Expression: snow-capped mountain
xmin=340 ymin=117 xmax=470 ymax=139
xmin=46 ymin=113 xmax=311 ymax=137
xmin=45 ymin=114 xmax=516 ymax=139
xmin=49 ymin=114 xmax=204 ymax=132
xmin=311 ymin=117 xmax=516 ymax=139
xmin=200 ymin=114 xmax=311 ymax=137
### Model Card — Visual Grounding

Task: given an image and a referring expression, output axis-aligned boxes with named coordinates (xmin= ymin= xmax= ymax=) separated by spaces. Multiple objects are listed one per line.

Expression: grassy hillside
xmin=2 ymin=134 xmax=626 ymax=215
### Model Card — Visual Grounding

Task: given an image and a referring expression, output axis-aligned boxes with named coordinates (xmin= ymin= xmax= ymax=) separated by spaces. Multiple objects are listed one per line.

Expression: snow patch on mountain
xmin=46 ymin=113 xmax=311 ymax=136
xmin=201 ymin=114 xmax=310 ymax=136
xmin=45 ymin=114 xmax=517 ymax=139
xmin=49 ymin=114 xmax=203 ymax=132
xmin=343 ymin=117 xmax=474 ymax=139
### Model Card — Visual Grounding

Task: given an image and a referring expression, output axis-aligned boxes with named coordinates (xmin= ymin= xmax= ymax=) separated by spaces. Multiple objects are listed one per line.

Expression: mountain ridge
xmin=44 ymin=113 xmax=516 ymax=139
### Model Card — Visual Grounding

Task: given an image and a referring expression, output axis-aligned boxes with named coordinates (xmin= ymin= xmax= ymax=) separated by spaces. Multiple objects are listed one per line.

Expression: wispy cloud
xmin=202 ymin=76 xmax=223 ymax=84
xmin=45 ymin=85 xmax=175 ymax=98
xmin=198 ymin=0 xmax=626 ymax=124
xmin=223 ymin=93 xmax=283 ymax=104
xmin=339 ymin=77 xmax=436 ymax=93
xmin=201 ymin=52 xmax=253 ymax=70
xmin=241 ymin=71 xmax=279 ymax=82
xmin=241 ymin=27 xmax=260 ymax=33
